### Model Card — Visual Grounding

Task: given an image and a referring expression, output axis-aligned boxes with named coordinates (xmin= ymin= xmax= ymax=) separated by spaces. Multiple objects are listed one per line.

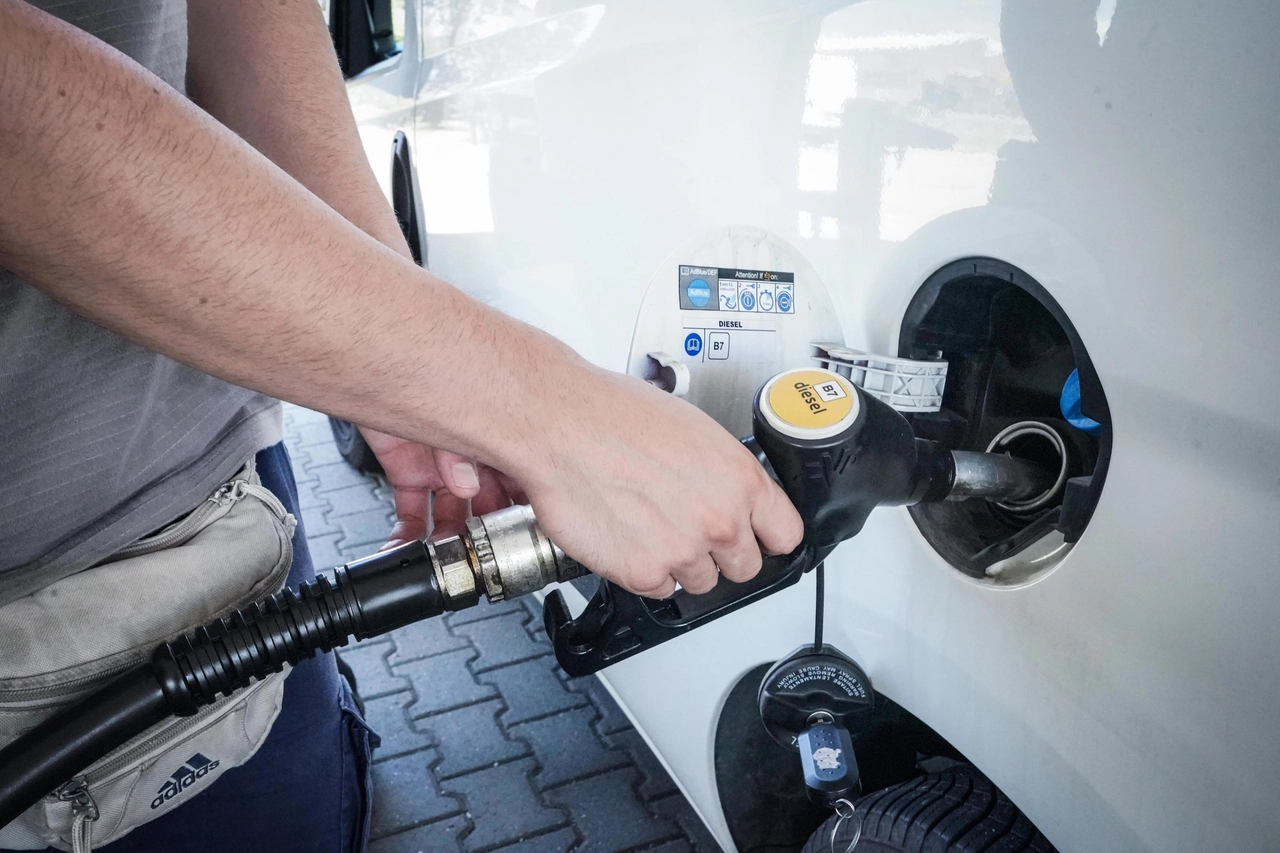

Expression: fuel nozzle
xmin=752 ymin=368 xmax=1063 ymax=541
xmin=752 ymin=368 xmax=920 ymax=548
xmin=430 ymin=505 xmax=588 ymax=611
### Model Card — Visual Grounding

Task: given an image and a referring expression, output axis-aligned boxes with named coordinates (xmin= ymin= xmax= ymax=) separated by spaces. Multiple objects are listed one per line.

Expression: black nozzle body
xmin=753 ymin=385 xmax=918 ymax=548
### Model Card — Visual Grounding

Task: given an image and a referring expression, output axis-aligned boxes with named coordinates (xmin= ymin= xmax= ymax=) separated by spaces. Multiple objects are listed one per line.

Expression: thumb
xmin=433 ymin=448 xmax=482 ymax=500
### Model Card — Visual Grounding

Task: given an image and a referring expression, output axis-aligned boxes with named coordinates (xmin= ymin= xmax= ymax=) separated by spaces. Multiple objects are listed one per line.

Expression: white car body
xmin=343 ymin=2 xmax=1280 ymax=851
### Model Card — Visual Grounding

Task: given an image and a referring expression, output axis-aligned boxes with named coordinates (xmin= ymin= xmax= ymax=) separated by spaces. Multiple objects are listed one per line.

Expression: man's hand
xmin=359 ymin=428 xmax=518 ymax=544
xmin=366 ymin=365 xmax=806 ymax=599
xmin=510 ymin=366 xmax=805 ymax=599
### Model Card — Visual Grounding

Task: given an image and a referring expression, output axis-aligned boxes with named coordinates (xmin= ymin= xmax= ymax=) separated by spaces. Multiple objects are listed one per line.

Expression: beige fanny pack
xmin=0 ymin=459 xmax=296 ymax=852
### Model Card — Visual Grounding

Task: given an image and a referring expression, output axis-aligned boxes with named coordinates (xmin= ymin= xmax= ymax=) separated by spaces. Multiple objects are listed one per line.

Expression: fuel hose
xmin=0 ymin=503 xmax=587 ymax=832
xmin=0 ymin=541 xmax=444 ymax=829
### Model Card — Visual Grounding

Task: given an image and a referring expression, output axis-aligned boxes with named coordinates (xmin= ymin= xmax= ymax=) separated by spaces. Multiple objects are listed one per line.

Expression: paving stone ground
xmin=282 ymin=405 xmax=723 ymax=853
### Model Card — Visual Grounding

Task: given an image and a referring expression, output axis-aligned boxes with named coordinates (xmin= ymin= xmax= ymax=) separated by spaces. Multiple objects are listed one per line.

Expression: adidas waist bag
xmin=0 ymin=458 xmax=296 ymax=853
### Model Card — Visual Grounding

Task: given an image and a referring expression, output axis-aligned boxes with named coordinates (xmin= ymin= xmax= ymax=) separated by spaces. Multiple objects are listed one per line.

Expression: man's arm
xmin=0 ymin=0 xmax=803 ymax=597
xmin=187 ymin=0 xmax=410 ymax=260
xmin=186 ymin=0 xmax=504 ymax=542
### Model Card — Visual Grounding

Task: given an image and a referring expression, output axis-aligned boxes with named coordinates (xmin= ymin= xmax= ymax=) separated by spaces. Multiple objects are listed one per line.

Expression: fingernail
xmin=379 ymin=538 xmax=406 ymax=552
xmin=452 ymin=461 xmax=480 ymax=491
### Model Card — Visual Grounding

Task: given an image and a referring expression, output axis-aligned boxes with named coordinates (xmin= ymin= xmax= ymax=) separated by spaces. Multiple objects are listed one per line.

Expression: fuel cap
xmin=757 ymin=368 xmax=860 ymax=441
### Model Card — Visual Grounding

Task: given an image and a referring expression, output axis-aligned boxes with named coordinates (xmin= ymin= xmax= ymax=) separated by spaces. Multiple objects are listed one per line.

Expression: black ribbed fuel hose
xmin=0 ymin=540 xmax=443 ymax=830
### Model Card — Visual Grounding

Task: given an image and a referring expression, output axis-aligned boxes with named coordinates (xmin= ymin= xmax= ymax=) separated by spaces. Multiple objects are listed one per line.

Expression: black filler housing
xmin=899 ymin=257 xmax=1112 ymax=578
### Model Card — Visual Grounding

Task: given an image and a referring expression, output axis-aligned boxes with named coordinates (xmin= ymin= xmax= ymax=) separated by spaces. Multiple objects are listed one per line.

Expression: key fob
xmin=758 ymin=644 xmax=875 ymax=806
xmin=799 ymin=722 xmax=859 ymax=807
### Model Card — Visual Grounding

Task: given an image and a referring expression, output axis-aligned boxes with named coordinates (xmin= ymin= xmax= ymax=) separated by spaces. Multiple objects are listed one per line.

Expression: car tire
xmin=328 ymin=416 xmax=383 ymax=474
xmin=800 ymin=765 xmax=1057 ymax=853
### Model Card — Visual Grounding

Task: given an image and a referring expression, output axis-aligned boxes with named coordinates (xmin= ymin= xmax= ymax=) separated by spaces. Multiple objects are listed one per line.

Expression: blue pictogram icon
xmin=684 ymin=332 xmax=703 ymax=357
xmin=776 ymin=291 xmax=792 ymax=313
xmin=740 ymin=290 xmax=756 ymax=311
xmin=686 ymin=278 xmax=711 ymax=307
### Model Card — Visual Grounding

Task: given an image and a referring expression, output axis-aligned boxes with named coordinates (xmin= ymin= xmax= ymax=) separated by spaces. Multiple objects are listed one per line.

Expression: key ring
xmin=830 ymin=798 xmax=861 ymax=853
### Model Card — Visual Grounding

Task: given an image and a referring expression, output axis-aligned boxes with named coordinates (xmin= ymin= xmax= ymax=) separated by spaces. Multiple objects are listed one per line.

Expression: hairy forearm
xmin=0 ymin=0 xmax=582 ymax=482
xmin=185 ymin=0 xmax=410 ymax=259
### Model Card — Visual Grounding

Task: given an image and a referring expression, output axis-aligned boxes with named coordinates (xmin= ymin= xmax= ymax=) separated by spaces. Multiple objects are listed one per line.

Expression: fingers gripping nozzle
xmin=546 ymin=368 xmax=921 ymax=678
xmin=752 ymin=368 xmax=920 ymax=549
xmin=546 ymin=367 xmax=1063 ymax=678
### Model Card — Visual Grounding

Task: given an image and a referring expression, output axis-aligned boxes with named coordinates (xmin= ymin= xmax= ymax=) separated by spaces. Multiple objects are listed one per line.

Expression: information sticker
xmin=679 ymin=266 xmax=795 ymax=313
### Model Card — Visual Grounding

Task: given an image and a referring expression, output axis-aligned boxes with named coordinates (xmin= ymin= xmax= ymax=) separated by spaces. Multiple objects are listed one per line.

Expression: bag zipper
xmin=44 ymin=676 xmax=275 ymax=852
xmin=52 ymin=779 xmax=97 ymax=853
xmin=107 ymin=477 xmax=288 ymax=563
xmin=8 ymin=464 xmax=292 ymax=852
xmin=0 ymin=660 xmax=142 ymax=704
xmin=79 ymin=699 xmax=221 ymax=783
xmin=1 ymin=475 xmax=291 ymax=704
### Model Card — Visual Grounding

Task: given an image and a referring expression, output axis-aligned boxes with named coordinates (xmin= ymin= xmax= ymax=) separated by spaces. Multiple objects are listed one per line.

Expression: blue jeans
xmin=6 ymin=443 xmax=380 ymax=853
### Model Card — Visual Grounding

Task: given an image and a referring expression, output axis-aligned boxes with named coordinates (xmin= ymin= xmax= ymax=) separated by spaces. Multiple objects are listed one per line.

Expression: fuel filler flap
xmin=627 ymin=227 xmax=845 ymax=438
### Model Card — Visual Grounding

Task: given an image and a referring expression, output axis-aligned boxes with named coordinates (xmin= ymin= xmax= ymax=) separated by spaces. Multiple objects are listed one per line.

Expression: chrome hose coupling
xmin=429 ymin=505 xmax=586 ymax=610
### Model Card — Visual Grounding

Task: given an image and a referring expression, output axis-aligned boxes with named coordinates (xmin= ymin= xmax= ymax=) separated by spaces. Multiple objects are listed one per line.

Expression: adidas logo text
xmin=150 ymin=752 xmax=219 ymax=810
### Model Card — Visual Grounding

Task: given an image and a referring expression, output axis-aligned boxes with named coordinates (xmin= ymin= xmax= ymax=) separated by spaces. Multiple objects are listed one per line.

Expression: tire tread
xmin=800 ymin=765 xmax=1057 ymax=853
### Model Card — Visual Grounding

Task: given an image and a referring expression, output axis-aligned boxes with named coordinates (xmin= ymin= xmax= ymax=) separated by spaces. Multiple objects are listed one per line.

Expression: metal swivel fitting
xmin=430 ymin=505 xmax=586 ymax=610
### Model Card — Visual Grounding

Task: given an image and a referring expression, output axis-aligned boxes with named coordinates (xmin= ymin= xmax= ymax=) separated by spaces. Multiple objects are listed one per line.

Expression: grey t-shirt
xmin=0 ymin=0 xmax=283 ymax=607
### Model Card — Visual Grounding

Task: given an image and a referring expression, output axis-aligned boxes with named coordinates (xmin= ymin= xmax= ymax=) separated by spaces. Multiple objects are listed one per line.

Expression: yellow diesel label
xmin=766 ymin=369 xmax=854 ymax=432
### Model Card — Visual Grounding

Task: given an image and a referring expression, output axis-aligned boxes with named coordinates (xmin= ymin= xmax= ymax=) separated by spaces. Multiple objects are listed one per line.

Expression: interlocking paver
xmin=300 ymin=503 xmax=341 ymax=537
xmin=641 ymin=842 xmax=695 ymax=853
xmin=397 ymin=649 xmax=497 ymax=717
xmin=304 ymin=532 xmax=345 ymax=570
xmin=651 ymin=795 xmax=722 ymax=852
xmin=511 ymin=707 xmax=629 ymax=790
xmin=453 ymin=612 xmax=547 ymax=673
xmin=304 ymin=436 xmax=346 ymax=466
xmin=545 ymin=768 xmax=681 ymax=853
xmin=603 ymin=729 xmax=680 ymax=801
xmin=371 ymin=751 xmax=464 ymax=837
xmin=338 ymin=641 xmax=409 ymax=699
xmin=419 ymin=699 xmax=530 ymax=779
xmin=289 ymin=452 xmax=318 ymax=487
xmin=335 ymin=507 xmax=397 ymax=550
xmin=389 ymin=616 xmax=471 ymax=664
xmin=338 ymin=537 xmax=378 ymax=562
xmin=292 ymin=419 xmax=337 ymax=447
xmin=313 ymin=459 xmax=379 ymax=493
xmin=320 ymin=482 xmax=390 ymax=516
xmin=362 ymin=692 xmax=436 ymax=761
xmin=492 ymin=828 xmax=578 ymax=852
xmin=294 ymin=478 xmax=329 ymax=510
xmin=282 ymin=405 xmax=722 ymax=853
xmin=444 ymin=596 xmax=527 ymax=627
xmin=443 ymin=759 xmax=568 ymax=852
xmin=371 ymin=816 xmax=468 ymax=853
xmin=284 ymin=404 xmax=330 ymax=429
xmin=567 ymin=676 xmax=634 ymax=737
xmin=476 ymin=657 xmax=587 ymax=727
